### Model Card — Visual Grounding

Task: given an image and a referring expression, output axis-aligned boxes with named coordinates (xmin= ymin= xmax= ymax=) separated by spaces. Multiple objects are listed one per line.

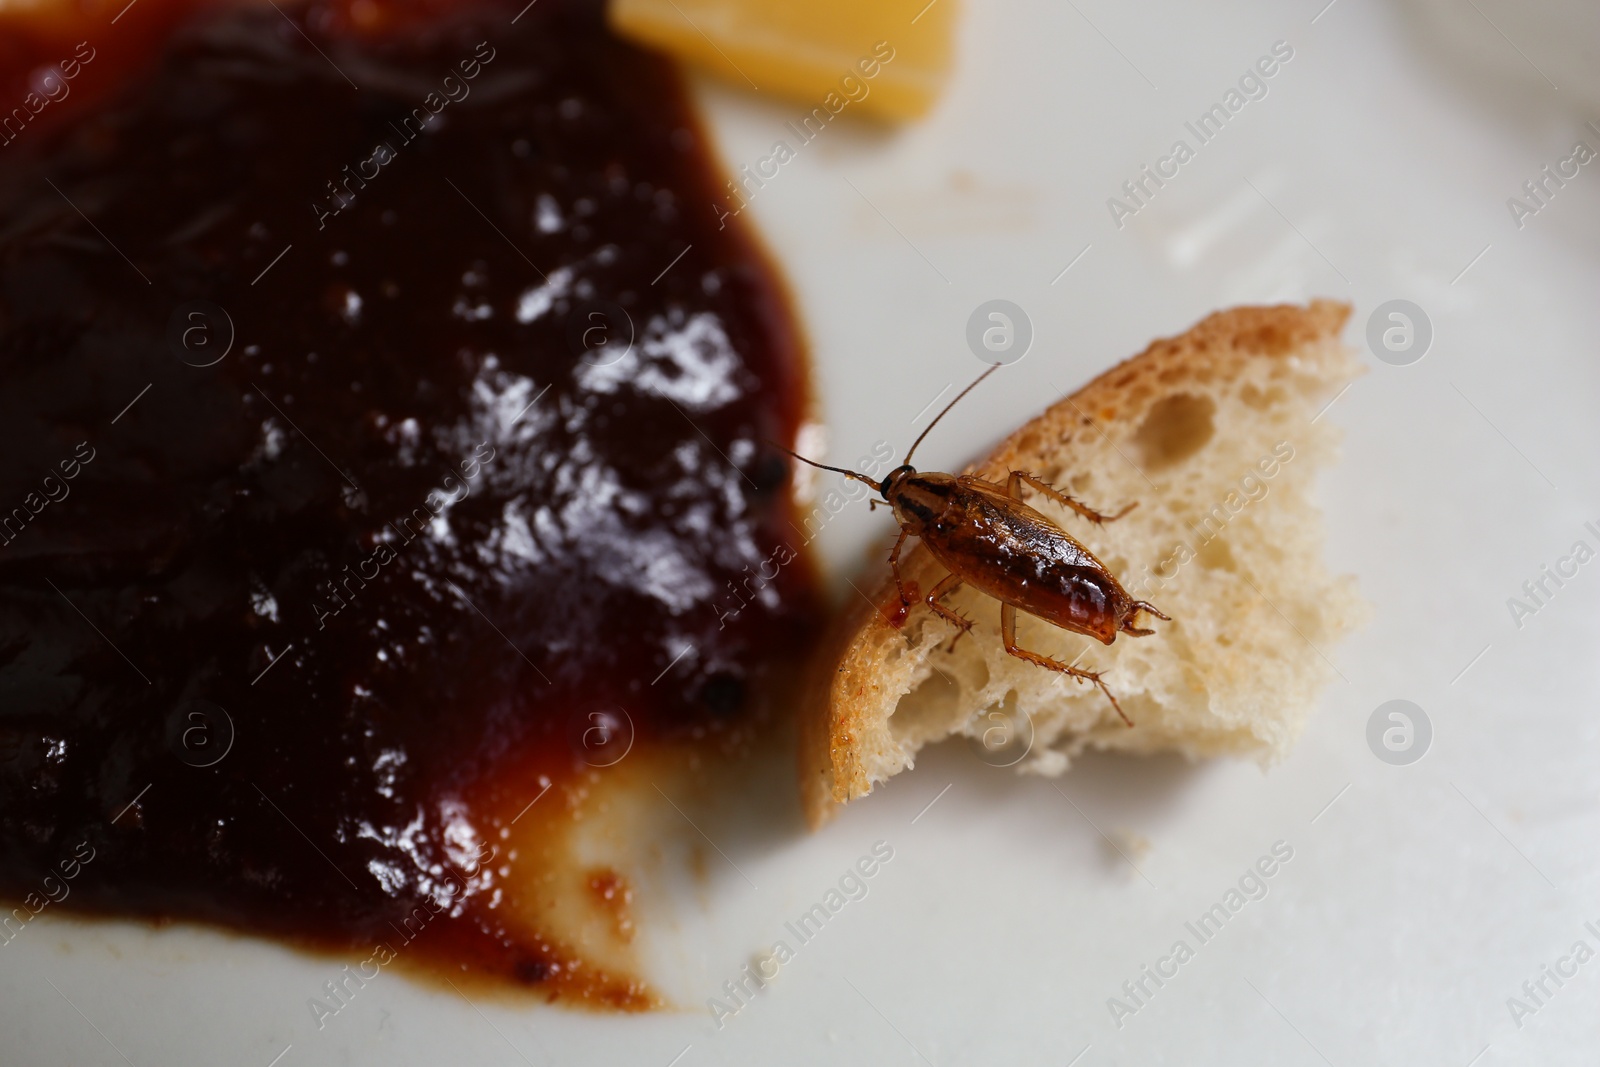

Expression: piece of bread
xmin=800 ymin=300 xmax=1364 ymax=826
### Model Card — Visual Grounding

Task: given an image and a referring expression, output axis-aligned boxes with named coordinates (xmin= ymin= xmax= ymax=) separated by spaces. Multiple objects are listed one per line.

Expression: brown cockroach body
xmin=781 ymin=365 xmax=1168 ymax=725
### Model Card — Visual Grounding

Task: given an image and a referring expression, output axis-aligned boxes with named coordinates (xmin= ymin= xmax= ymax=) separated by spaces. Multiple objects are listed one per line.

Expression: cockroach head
xmin=880 ymin=464 xmax=916 ymax=499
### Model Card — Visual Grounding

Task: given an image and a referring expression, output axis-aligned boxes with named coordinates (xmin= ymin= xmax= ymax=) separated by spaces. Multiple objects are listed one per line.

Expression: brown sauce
xmin=0 ymin=0 xmax=819 ymax=1005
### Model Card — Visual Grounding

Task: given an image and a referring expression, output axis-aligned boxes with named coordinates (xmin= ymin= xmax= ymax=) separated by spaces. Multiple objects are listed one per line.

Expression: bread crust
xmin=800 ymin=300 xmax=1353 ymax=827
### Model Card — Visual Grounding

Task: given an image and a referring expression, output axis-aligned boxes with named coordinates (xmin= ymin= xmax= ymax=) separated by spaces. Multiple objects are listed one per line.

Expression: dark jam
xmin=0 ymin=0 xmax=817 ymax=1002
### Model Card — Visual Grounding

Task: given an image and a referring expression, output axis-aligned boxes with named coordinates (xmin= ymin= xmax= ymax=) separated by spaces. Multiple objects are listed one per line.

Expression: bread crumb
xmin=750 ymin=948 xmax=782 ymax=983
xmin=1107 ymin=828 xmax=1152 ymax=869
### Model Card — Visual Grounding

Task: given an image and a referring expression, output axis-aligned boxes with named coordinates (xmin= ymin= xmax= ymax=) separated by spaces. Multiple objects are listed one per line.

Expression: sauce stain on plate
xmin=0 ymin=0 xmax=820 ymax=1006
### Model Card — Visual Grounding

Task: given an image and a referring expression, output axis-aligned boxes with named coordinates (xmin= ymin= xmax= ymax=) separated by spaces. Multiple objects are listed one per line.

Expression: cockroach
xmin=777 ymin=364 xmax=1168 ymax=726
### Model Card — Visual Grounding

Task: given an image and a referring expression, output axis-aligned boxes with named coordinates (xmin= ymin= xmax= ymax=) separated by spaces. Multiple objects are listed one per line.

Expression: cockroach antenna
xmin=904 ymin=362 xmax=1000 ymax=466
xmin=767 ymin=362 xmax=1002 ymax=492
xmin=765 ymin=441 xmax=883 ymax=493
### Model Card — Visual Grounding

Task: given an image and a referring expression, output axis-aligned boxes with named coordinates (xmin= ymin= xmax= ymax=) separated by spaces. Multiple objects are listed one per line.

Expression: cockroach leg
xmin=887 ymin=527 xmax=912 ymax=606
xmin=1000 ymin=602 xmax=1133 ymax=727
xmin=1007 ymin=470 xmax=1135 ymax=525
xmin=924 ymin=572 xmax=973 ymax=650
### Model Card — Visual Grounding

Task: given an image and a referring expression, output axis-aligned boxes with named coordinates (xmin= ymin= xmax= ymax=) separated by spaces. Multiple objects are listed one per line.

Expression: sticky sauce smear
xmin=0 ymin=0 xmax=818 ymax=1006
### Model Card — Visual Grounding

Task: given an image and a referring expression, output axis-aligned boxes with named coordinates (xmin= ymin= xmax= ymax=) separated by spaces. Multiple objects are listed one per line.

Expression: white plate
xmin=7 ymin=0 xmax=1600 ymax=1063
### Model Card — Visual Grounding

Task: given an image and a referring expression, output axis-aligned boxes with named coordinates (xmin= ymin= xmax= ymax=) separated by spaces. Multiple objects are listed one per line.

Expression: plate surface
xmin=6 ymin=0 xmax=1600 ymax=1064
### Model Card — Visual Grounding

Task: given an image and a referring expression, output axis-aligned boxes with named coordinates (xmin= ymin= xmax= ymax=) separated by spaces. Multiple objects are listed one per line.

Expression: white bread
xmin=801 ymin=301 xmax=1364 ymax=826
